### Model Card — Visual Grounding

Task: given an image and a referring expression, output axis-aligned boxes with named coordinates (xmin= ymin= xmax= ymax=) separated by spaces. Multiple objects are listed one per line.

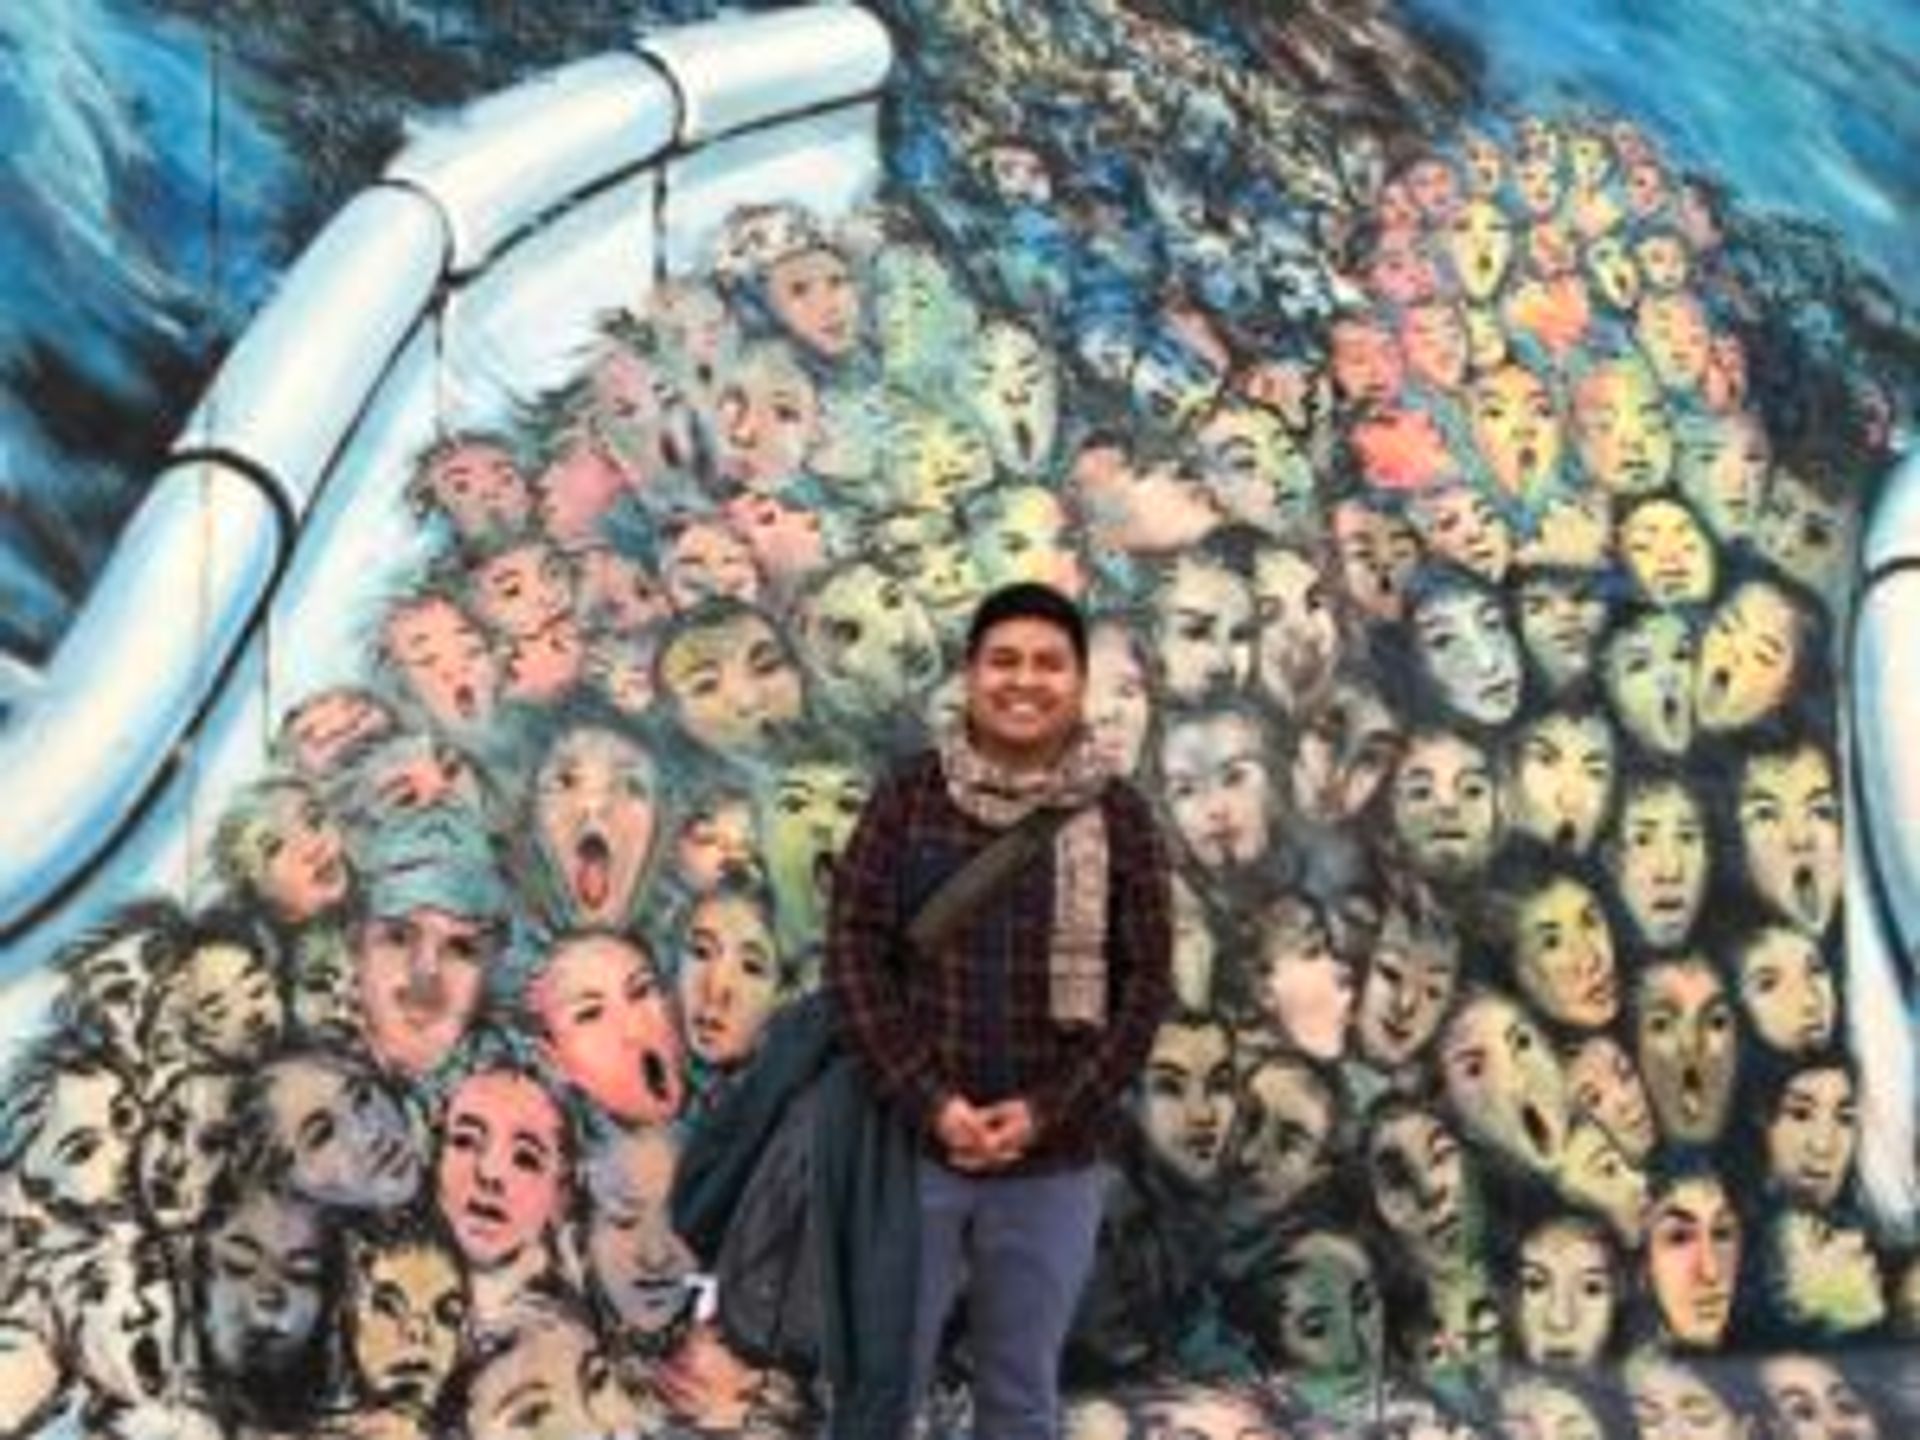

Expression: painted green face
xmin=1273 ymin=1231 xmax=1383 ymax=1377
xmin=1602 ymin=612 xmax=1696 ymax=758
xmin=1675 ymin=409 xmax=1770 ymax=543
xmin=1366 ymin=1107 xmax=1477 ymax=1271
xmin=1512 ymin=874 xmax=1619 ymax=1029
xmin=1413 ymin=583 xmax=1524 ymax=727
xmin=1771 ymin=1210 xmax=1886 ymax=1335
xmin=758 ymin=760 xmax=868 ymax=955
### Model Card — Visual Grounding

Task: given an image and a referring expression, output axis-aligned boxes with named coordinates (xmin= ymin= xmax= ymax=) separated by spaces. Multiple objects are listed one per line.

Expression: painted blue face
xmin=1413 ymin=584 xmax=1524 ymax=726
xmin=199 ymin=1189 xmax=330 ymax=1380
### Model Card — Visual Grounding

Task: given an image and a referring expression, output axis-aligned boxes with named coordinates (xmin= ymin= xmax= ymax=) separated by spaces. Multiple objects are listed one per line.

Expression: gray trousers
xmin=908 ymin=1157 xmax=1106 ymax=1440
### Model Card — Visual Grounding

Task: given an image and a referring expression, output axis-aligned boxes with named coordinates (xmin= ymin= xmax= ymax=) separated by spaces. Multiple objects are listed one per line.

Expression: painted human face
xmin=21 ymin=1063 xmax=138 ymax=1215
xmin=1069 ymin=441 xmax=1222 ymax=555
xmin=1291 ymin=677 xmax=1401 ymax=823
xmin=1195 ymin=406 xmax=1317 ymax=538
xmin=674 ymin=792 xmax=760 ymax=893
xmin=463 ymin=1318 xmax=635 ymax=1440
xmin=1620 ymin=499 xmax=1716 ymax=605
xmin=585 ymin=1128 xmax=698 ymax=1337
xmin=1251 ymin=547 xmax=1339 ymax=714
xmin=1411 ymin=488 xmax=1514 ymax=584
xmin=890 ymin=408 xmax=996 ymax=512
xmin=1758 ymin=1354 xmax=1881 ymax=1440
xmin=1766 ymin=1066 xmax=1856 ymax=1208
xmin=137 ymin=1068 xmax=239 ymax=1231
xmin=1567 ymin=1035 xmax=1657 ymax=1163
xmin=1332 ymin=499 xmax=1421 ymax=622
xmin=720 ymin=492 xmax=825 ymax=591
xmin=664 ymin=520 xmax=761 ymax=610
xmin=199 ymin=1189 xmax=330 ymax=1379
xmin=1440 ymin=992 xmax=1571 ymax=1173
xmin=382 ymin=597 xmax=502 ymax=733
xmin=1737 ymin=926 xmax=1835 ymax=1054
xmin=1514 ymin=150 xmax=1562 ymax=218
xmin=1758 ymin=469 xmax=1849 ymax=597
xmin=1603 ymin=612 xmax=1696 ymax=757
xmin=1645 ymin=1175 xmax=1740 ymax=1346
xmin=965 ymin=320 xmax=1060 ymax=476
xmin=1413 ymin=583 xmax=1523 ymax=727
xmin=176 ymin=941 xmax=283 ymax=1063
xmin=1447 ymin=199 xmax=1515 ymax=302
xmin=259 ymin=1053 xmax=421 ymax=1210
xmin=679 ymin=891 xmax=781 ymax=1067
xmin=534 ymin=726 xmax=658 ymax=928
xmin=657 ymin=609 xmax=805 ymax=753
xmin=471 ymin=541 xmax=573 ymax=640
xmin=1636 ymin=293 xmax=1712 ymax=395
xmin=1153 ymin=555 xmax=1254 ymax=701
xmin=1512 ymin=875 xmax=1619 ymax=1028
xmin=1572 ymin=361 xmax=1674 ymax=494
xmin=798 ymin=563 xmax=943 ymax=711
xmin=1085 ymin=624 xmax=1151 ymax=778
xmin=1635 ymin=959 xmax=1738 ymax=1144
xmin=1357 ymin=906 xmax=1457 ymax=1067
xmin=1160 ymin=710 xmax=1273 ymax=871
xmin=1391 ymin=730 xmax=1499 ymax=881
xmin=1505 ymin=711 xmax=1615 ymax=854
xmin=348 ymin=1237 xmax=465 ymax=1412
xmin=1257 ymin=900 xmax=1355 ymax=1061
xmin=1518 ymin=574 xmax=1607 ymax=694
xmin=1738 ymin=744 xmax=1842 ymax=935
xmin=355 ymin=908 xmax=494 ymax=1078
xmin=1517 ymin=1220 xmax=1616 ymax=1367
xmin=1401 ymin=301 xmax=1471 ymax=392
xmin=436 ymin=1070 xmax=568 ymax=1271
xmin=588 ymin=345 xmax=698 ymax=485
xmin=529 ymin=935 xmax=684 ymax=1124
xmin=1130 ymin=332 xmax=1225 ymax=435
xmin=1500 ymin=1379 xmax=1604 ymax=1440
xmin=1138 ymin=1020 xmax=1236 ymax=1185
xmin=1772 ymin=1211 xmax=1886 ymax=1333
xmin=1675 ymin=410 xmax=1770 ymax=543
xmin=230 ymin=784 xmax=351 ymax=923
xmin=419 ymin=441 xmax=531 ymax=542
xmin=1329 ymin=319 xmax=1405 ymax=412
xmin=1273 ymin=1232 xmax=1383 ymax=1377
xmin=971 ymin=487 xmax=1086 ymax=599
xmin=1585 ymin=233 xmax=1641 ymax=311
xmin=347 ymin=734 xmax=484 ymax=822
xmin=1237 ymin=1061 xmax=1333 ymax=1212
xmin=760 ymin=760 xmax=867 ymax=953
xmin=1697 ymin=580 xmax=1803 ymax=732
xmin=715 ymin=346 xmax=819 ymax=490
xmin=1470 ymin=364 xmax=1562 ymax=499
xmin=766 ymin=247 xmax=860 ymax=358
xmin=46 ymin=1222 xmax=183 ymax=1407
xmin=1610 ymin=780 xmax=1709 ymax=949
xmin=1368 ymin=1109 xmax=1474 ymax=1271
xmin=1627 ymin=1357 xmax=1742 ymax=1440
xmin=1369 ymin=229 xmax=1443 ymax=306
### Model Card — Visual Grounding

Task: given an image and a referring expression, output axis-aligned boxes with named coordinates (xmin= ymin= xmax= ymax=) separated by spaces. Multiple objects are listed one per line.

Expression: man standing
xmin=827 ymin=582 xmax=1173 ymax=1439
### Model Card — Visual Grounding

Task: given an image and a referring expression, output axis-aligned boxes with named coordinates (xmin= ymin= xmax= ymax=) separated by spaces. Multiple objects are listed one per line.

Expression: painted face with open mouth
xmin=348 ymin=1237 xmax=465 ymax=1411
xmin=50 ymin=1223 xmax=183 ymax=1406
xmin=1604 ymin=611 xmax=1696 ymax=758
xmin=1635 ymin=957 xmax=1739 ymax=1145
xmin=529 ymin=934 xmax=685 ymax=1125
xmin=1738 ymin=743 xmax=1842 ymax=938
xmin=534 ymin=726 xmax=658 ymax=928
xmin=436 ymin=1070 xmax=569 ymax=1273
xmin=1441 ymin=991 xmax=1571 ymax=1176
xmin=759 ymin=760 xmax=869 ymax=953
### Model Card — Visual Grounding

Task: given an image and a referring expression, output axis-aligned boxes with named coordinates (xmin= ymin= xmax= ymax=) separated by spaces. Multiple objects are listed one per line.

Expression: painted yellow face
xmin=1572 ymin=360 xmax=1674 ymax=494
xmin=1470 ymin=364 xmax=1562 ymax=498
xmin=1697 ymin=579 xmax=1803 ymax=732
xmin=1446 ymin=199 xmax=1516 ymax=302
xmin=1619 ymin=498 xmax=1716 ymax=605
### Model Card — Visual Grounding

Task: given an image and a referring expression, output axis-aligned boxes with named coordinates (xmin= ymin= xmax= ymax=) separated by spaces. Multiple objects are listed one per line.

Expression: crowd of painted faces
xmin=0 ymin=68 xmax=1907 ymax=1440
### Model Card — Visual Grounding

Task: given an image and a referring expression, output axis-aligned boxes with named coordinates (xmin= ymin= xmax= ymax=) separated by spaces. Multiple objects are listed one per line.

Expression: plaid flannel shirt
xmin=826 ymin=751 xmax=1173 ymax=1169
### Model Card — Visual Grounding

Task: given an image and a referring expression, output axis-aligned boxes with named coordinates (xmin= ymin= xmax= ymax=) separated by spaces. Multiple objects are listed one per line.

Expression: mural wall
xmin=2 ymin=2 xmax=1918 ymax=1437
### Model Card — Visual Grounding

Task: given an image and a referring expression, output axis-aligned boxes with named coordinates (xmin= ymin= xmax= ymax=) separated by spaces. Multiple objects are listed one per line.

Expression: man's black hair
xmin=964 ymin=582 xmax=1089 ymax=666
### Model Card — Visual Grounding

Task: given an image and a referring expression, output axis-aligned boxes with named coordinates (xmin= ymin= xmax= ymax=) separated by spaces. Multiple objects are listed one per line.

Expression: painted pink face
xmin=436 ymin=1071 xmax=568 ymax=1271
xmin=533 ymin=727 xmax=658 ymax=927
xmin=283 ymin=690 xmax=397 ymax=777
xmin=471 ymin=542 xmax=573 ymax=639
xmin=1330 ymin=321 xmax=1405 ymax=412
xmin=536 ymin=443 xmax=627 ymax=547
xmin=501 ymin=618 xmax=585 ymax=706
xmin=383 ymin=598 xmax=502 ymax=731
xmin=589 ymin=346 xmax=698 ymax=483
xmin=722 ymin=493 xmax=826 ymax=588
xmin=424 ymin=443 xmax=532 ymax=542
xmin=664 ymin=520 xmax=762 ymax=610
xmin=575 ymin=548 xmax=672 ymax=636
xmin=529 ymin=936 xmax=685 ymax=1124
xmin=1368 ymin=232 xmax=1442 ymax=307
xmin=1068 ymin=443 xmax=1220 ymax=555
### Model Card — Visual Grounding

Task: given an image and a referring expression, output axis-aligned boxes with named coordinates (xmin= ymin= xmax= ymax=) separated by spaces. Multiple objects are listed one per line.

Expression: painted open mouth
xmin=453 ymin=685 xmax=478 ymax=719
xmin=1792 ymin=864 xmax=1823 ymax=920
xmin=642 ymin=1047 xmax=675 ymax=1105
xmin=574 ymin=832 xmax=613 ymax=911
xmin=1521 ymin=1102 xmax=1554 ymax=1160
xmin=132 ymin=1333 xmax=166 ymax=1396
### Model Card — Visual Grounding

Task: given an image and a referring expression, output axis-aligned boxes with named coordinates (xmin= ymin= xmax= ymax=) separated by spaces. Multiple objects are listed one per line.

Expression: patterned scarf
xmin=937 ymin=723 xmax=1113 ymax=1028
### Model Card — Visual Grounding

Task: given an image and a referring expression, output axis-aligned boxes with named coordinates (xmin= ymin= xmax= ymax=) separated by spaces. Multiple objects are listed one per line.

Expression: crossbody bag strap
xmin=903 ymin=799 xmax=1093 ymax=958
